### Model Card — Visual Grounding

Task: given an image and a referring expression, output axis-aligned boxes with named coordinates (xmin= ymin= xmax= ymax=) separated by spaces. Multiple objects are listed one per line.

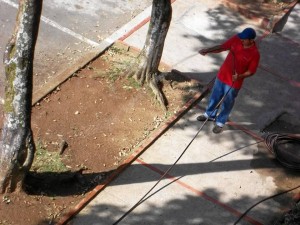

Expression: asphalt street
xmin=0 ymin=0 xmax=152 ymax=97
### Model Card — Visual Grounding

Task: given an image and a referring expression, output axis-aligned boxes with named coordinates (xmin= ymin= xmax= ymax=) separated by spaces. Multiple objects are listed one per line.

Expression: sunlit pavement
xmin=66 ymin=1 xmax=300 ymax=225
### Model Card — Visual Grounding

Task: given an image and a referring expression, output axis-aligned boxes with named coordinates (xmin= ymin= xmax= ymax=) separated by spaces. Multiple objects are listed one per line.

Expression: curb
xmin=33 ymin=0 xmax=181 ymax=106
xmin=221 ymin=0 xmax=299 ymax=31
xmin=32 ymin=4 xmax=153 ymax=106
xmin=32 ymin=42 xmax=112 ymax=105
xmin=33 ymin=1 xmax=184 ymax=106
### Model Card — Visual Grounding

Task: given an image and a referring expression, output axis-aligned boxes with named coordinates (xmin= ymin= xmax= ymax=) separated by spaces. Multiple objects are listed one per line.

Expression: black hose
xmin=112 ymin=80 xmax=235 ymax=224
xmin=233 ymin=184 xmax=300 ymax=225
xmin=263 ymin=133 xmax=300 ymax=170
xmin=233 ymin=133 xmax=300 ymax=224
xmin=112 ymin=115 xmax=210 ymax=225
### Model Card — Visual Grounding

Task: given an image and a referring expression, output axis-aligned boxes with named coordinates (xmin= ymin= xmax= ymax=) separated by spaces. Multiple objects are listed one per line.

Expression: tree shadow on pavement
xmin=37 ymin=146 xmax=299 ymax=224
xmin=48 ymin=186 xmax=296 ymax=225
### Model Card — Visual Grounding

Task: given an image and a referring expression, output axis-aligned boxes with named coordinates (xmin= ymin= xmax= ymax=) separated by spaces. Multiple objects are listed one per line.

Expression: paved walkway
xmin=59 ymin=1 xmax=300 ymax=224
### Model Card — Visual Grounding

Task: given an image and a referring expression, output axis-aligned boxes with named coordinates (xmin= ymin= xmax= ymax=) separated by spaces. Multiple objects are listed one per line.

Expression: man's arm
xmin=200 ymin=35 xmax=237 ymax=56
xmin=199 ymin=45 xmax=225 ymax=55
xmin=232 ymin=70 xmax=254 ymax=81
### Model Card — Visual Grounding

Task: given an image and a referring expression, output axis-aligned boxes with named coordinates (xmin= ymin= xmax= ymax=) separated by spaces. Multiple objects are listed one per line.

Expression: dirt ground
xmin=223 ymin=0 xmax=296 ymax=18
xmin=0 ymin=41 xmax=199 ymax=225
xmin=0 ymin=1 xmax=298 ymax=225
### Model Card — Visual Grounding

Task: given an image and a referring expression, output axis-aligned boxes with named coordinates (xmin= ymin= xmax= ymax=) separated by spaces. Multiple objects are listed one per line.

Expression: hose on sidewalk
xmin=264 ymin=133 xmax=300 ymax=170
xmin=234 ymin=133 xmax=300 ymax=224
xmin=114 ymin=31 xmax=298 ymax=224
xmin=112 ymin=78 xmax=235 ymax=225
xmin=233 ymin=184 xmax=300 ymax=225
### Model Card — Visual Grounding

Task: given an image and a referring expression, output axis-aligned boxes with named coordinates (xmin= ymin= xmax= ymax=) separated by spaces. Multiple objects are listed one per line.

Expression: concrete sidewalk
xmin=64 ymin=1 xmax=300 ymax=224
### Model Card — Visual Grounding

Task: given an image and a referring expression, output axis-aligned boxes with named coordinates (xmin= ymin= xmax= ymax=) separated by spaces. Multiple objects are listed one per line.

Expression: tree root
xmin=128 ymin=59 xmax=168 ymax=110
xmin=149 ymin=76 xmax=167 ymax=111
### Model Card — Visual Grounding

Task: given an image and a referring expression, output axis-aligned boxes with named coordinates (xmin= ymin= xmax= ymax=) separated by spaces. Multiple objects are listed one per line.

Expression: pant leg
xmin=215 ymin=85 xmax=239 ymax=127
xmin=205 ymin=78 xmax=225 ymax=119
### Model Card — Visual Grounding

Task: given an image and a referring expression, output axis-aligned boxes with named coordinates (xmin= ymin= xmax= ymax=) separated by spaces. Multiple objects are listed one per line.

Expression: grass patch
xmin=31 ymin=142 xmax=69 ymax=173
xmin=124 ymin=77 xmax=142 ymax=90
xmin=96 ymin=44 xmax=137 ymax=82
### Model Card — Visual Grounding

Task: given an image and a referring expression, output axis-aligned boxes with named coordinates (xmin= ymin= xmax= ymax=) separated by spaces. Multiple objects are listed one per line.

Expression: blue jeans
xmin=204 ymin=78 xmax=239 ymax=127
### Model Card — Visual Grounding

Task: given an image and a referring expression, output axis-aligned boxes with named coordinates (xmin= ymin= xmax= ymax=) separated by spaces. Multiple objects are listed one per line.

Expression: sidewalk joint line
xmin=259 ymin=64 xmax=300 ymax=88
xmin=136 ymin=158 xmax=263 ymax=225
xmin=275 ymin=32 xmax=300 ymax=47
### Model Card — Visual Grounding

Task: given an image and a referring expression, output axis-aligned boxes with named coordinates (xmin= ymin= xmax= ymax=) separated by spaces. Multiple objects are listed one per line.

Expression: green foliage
xmin=125 ymin=77 xmax=142 ymax=89
xmin=96 ymin=45 xmax=136 ymax=82
xmin=107 ymin=45 xmax=127 ymax=55
xmin=31 ymin=141 xmax=69 ymax=173
xmin=107 ymin=62 xmax=126 ymax=82
xmin=164 ymin=110 xmax=173 ymax=119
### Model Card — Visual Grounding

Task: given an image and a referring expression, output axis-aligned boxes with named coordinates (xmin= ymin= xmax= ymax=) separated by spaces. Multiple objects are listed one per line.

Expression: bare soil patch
xmin=223 ymin=0 xmax=297 ymax=19
xmin=0 ymin=1 xmax=297 ymax=224
xmin=0 ymin=41 xmax=199 ymax=225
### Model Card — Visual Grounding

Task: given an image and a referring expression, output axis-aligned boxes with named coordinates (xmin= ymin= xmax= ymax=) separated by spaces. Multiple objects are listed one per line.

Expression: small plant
xmin=107 ymin=57 xmax=135 ymax=82
xmin=125 ymin=77 xmax=141 ymax=89
xmin=164 ymin=110 xmax=174 ymax=119
xmin=94 ymin=45 xmax=137 ymax=82
xmin=107 ymin=63 xmax=125 ymax=81
xmin=31 ymin=141 xmax=69 ymax=173
xmin=107 ymin=45 xmax=126 ymax=56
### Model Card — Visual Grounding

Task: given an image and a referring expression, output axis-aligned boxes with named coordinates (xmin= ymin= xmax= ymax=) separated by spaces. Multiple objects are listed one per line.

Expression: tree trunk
xmin=129 ymin=0 xmax=172 ymax=110
xmin=0 ymin=0 xmax=43 ymax=193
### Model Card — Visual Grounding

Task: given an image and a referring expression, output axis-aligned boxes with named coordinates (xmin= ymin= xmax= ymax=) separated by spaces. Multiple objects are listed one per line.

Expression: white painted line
xmin=40 ymin=16 xmax=100 ymax=47
xmin=0 ymin=0 xmax=17 ymax=7
xmin=1 ymin=0 xmax=152 ymax=49
xmin=1 ymin=0 xmax=100 ymax=47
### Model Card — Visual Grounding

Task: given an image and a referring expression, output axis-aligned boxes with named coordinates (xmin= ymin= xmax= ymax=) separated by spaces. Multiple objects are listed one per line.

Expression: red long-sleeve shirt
xmin=218 ymin=35 xmax=260 ymax=89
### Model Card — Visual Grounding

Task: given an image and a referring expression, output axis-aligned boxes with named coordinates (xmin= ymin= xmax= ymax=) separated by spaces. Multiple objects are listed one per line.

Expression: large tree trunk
xmin=0 ymin=0 xmax=42 ymax=193
xmin=129 ymin=0 xmax=172 ymax=110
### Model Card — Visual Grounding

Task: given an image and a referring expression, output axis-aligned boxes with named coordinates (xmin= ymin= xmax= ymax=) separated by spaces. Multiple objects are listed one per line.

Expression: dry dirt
xmin=0 ymin=41 xmax=199 ymax=225
xmin=0 ymin=1 xmax=297 ymax=224
xmin=223 ymin=0 xmax=296 ymax=18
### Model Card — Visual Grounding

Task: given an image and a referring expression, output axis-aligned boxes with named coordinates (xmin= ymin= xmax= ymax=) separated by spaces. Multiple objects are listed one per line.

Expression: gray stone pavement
xmin=66 ymin=1 xmax=299 ymax=225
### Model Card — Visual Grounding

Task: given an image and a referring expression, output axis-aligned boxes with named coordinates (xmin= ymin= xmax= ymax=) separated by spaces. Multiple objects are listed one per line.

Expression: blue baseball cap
xmin=238 ymin=27 xmax=256 ymax=39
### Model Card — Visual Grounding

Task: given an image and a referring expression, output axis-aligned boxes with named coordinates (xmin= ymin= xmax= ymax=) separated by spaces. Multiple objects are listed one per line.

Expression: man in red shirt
xmin=197 ymin=27 xmax=260 ymax=133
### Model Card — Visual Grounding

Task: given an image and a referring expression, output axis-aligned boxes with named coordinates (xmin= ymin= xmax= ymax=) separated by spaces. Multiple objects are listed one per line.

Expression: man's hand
xmin=233 ymin=70 xmax=254 ymax=82
xmin=199 ymin=49 xmax=208 ymax=56
xmin=199 ymin=45 xmax=223 ymax=56
xmin=232 ymin=73 xmax=239 ymax=81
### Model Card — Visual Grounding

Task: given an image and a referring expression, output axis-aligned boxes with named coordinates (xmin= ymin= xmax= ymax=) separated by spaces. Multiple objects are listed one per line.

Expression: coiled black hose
xmin=233 ymin=133 xmax=300 ymax=224
xmin=263 ymin=133 xmax=300 ymax=170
